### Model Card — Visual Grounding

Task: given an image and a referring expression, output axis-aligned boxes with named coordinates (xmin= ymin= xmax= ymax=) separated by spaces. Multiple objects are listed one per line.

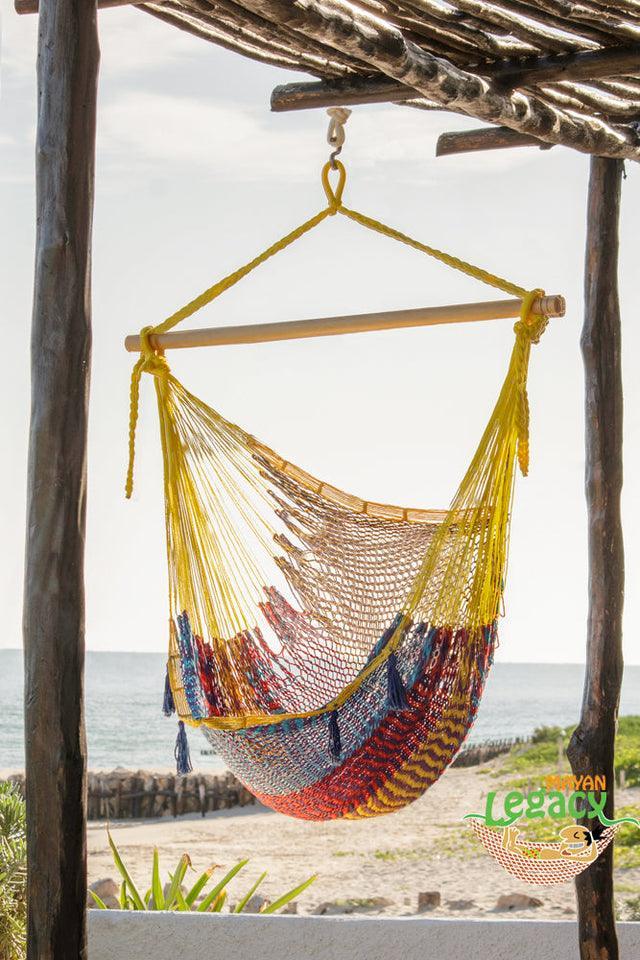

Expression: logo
xmin=463 ymin=776 xmax=640 ymax=885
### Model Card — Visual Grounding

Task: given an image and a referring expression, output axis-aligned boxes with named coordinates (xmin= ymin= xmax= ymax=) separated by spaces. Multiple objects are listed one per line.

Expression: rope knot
xmin=139 ymin=325 xmax=170 ymax=377
xmin=125 ymin=326 xmax=170 ymax=499
xmin=513 ymin=289 xmax=548 ymax=345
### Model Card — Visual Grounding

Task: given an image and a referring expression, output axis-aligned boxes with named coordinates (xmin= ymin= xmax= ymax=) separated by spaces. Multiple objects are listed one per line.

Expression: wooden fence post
xmin=23 ymin=0 xmax=99 ymax=955
xmin=567 ymin=156 xmax=624 ymax=960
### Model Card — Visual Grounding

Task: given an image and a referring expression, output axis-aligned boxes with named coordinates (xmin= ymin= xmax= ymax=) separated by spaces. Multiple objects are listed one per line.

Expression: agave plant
xmin=90 ymin=830 xmax=315 ymax=914
xmin=0 ymin=782 xmax=27 ymax=960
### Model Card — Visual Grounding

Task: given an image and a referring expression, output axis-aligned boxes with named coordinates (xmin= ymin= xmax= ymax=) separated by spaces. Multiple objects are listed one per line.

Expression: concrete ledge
xmin=88 ymin=911 xmax=640 ymax=960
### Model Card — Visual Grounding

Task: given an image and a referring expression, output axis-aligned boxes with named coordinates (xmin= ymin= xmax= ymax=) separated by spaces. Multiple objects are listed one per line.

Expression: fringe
xmin=163 ymin=666 xmax=175 ymax=717
xmin=328 ymin=710 xmax=341 ymax=762
xmin=387 ymin=652 xmax=408 ymax=711
xmin=174 ymin=720 xmax=192 ymax=775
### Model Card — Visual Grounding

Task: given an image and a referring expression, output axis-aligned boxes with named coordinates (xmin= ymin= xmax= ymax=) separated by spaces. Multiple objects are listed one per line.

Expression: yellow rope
xmin=126 ymin=159 xmax=551 ymax=729
xmin=126 ymin=160 xmax=542 ymax=498
xmin=126 ymin=326 xmax=171 ymax=499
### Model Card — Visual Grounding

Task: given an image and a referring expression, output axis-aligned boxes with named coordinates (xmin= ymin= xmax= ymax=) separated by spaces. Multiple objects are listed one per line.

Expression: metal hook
xmin=327 ymin=107 xmax=351 ymax=169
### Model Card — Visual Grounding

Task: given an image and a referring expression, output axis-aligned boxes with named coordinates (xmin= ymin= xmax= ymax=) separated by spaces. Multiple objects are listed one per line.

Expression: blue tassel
xmin=328 ymin=710 xmax=341 ymax=762
xmin=387 ymin=652 xmax=408 ymax=711
xmin=174 ymin=721 xmax=192 ymax=775
xmin=163 ymin=666 xmax=175 ymax=717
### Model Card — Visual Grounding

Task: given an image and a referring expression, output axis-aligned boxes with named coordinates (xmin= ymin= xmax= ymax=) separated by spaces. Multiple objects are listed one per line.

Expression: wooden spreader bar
xmin=125 ymin=295 xmax=564 ymax=353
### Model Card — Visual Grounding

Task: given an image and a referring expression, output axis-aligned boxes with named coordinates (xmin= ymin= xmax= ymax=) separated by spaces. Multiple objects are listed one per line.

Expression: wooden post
xmin=23 ymin=0 xmax=99 ymax=955
xmin=567 ymin=156 xmax=624 ymax=960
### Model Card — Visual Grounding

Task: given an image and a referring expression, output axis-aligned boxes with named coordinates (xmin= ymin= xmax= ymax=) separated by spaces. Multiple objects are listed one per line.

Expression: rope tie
xmin=125 ymin=326 xmax=170 ymax=499
xmin=513 ymin=288 xmax=549 ymax=344
xmin=513 ymin=289 xmax=547 ymax=476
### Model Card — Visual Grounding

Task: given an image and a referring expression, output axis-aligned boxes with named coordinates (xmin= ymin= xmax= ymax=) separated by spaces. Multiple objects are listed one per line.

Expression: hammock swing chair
xmin=126 ymin=116 xmax=563 ymax=822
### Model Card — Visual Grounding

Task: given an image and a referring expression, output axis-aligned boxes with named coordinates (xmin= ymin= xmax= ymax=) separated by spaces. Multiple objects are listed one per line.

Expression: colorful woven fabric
xmin=128 ymin=161 xmax=550 ymax=820
xmin=195 ymin=620 xmax=496 ymax=820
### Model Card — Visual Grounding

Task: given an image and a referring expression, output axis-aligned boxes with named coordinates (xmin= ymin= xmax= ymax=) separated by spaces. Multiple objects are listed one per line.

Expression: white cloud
xmin=98 ymin=91 xmax=538 ymax=185
xmin=0 ymin=4 xmax=205 ymax=86
xmin=99 ymin=92 xmax=313 ymax=180
xmin=99 ymin=8 xmax=210 ymax=73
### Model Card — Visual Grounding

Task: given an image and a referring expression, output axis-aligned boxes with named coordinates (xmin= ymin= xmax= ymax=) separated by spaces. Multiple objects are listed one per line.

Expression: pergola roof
xmin=130 ymin=0 xmax=640 ymax=160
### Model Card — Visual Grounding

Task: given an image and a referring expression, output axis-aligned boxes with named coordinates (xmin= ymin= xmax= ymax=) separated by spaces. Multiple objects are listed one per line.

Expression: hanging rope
xmin=126 ymin=158 xmax=545 ymax=500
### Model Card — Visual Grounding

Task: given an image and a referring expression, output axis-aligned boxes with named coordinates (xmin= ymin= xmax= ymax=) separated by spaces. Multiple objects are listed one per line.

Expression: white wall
xmin=89 ymin=911 xmax=640 ymax=960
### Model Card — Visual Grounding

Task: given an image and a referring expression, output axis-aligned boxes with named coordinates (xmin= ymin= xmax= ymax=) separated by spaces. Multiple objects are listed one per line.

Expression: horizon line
xmin=1 ymin=647 xmax=639 ymax=668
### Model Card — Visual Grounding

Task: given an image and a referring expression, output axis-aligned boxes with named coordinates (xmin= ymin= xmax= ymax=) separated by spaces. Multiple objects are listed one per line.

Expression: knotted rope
xmin=126 ymin=326 xmax=170 ymax=499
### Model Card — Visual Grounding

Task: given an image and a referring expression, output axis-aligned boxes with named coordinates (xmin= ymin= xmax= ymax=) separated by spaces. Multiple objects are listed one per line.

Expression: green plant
xmin=0 ymin=783 xmax=27 ymax=960
xmin=531 ymin=726 xmax=564 ymax=744
xmin=614 ymin=717 xmax=640 ymax=788
xmin=373 ymin=848 xmax=425 ymax=862
xmin=613 ymin=806 xmax=640 ymax=868
xmin=625 ymin=895 xmax=640 ymax=921
xmin=90 ymin=830 xmax=315 ymax=914
xmin=501 ymin=715 xmax=640 ymax=784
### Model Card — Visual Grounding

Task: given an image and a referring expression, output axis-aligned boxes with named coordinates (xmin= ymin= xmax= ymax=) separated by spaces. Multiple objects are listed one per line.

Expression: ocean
xmin=1 ymin=649 xmax=638 ymax=771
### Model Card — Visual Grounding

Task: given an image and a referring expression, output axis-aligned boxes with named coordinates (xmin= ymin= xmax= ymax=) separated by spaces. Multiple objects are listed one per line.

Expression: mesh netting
xmin=159 ymin=372 xmax=501 ymax=818
xmin=146 ymin=304 xmax=546 ymax=819
xmin=468 ymin=821 xmax=617 ymax=885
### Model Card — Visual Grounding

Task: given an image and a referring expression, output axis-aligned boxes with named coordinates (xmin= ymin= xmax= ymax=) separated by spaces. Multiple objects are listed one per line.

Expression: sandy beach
xmin=86 ymin=758 xmax=640 ymax=920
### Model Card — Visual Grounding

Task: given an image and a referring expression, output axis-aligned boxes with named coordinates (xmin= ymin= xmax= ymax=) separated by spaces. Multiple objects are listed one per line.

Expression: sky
xmin=1 ymin=3 xmax=639 ymax=664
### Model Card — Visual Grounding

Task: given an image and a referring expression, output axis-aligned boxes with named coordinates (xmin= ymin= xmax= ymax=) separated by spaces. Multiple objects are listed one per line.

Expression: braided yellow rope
xmin=126 ymin=161 xmax=541 ymax=496
xmin=126 ymin=160 xmax=550 ymax=730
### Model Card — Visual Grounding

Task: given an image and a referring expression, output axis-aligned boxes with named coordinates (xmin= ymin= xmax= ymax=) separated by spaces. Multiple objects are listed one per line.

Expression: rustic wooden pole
xmin=567 ymin=157 xmax=624 ymax=960
xmin=23 ymin=0 xmax=99 ymax=955
xmin=16 ymin=0 xmax=138 ymax=11
xmin=436 ymin=126 xmax=551 ymax=157
xmin=270 ymin=45 xmax=640 ymax=112
xmin=270 ymin=76 xmax=423 ymax=111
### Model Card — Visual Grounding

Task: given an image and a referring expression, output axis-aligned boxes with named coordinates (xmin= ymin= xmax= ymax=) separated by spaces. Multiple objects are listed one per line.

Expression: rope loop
xmin=321 ymin=160 xmax=346 ymax=213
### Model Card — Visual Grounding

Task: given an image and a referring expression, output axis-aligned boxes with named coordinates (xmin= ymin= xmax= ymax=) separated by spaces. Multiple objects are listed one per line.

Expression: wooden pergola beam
xmin=271 ymin=75 xmax=422 ymax=112
xmin=23 ymin=0 xmax=99 ymax=955
xmin=490 ymin=44 xmax=640 ymax=89
xmin=270 ymin=44 xmax=640 ymax=113
xmin=567 ymin=156 xmax=624 ymax=960
xmin=250 ymin=0 xmax=640 ymax=159
xmin=436 ymin=125 xmax=552 ymax=156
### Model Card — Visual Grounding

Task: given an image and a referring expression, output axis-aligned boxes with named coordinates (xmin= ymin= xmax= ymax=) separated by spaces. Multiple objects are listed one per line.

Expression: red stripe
xmin=253 ymin=685 xmax=468 ymax=820
xmin=242 ymin=626 xmax=495 ymax=821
